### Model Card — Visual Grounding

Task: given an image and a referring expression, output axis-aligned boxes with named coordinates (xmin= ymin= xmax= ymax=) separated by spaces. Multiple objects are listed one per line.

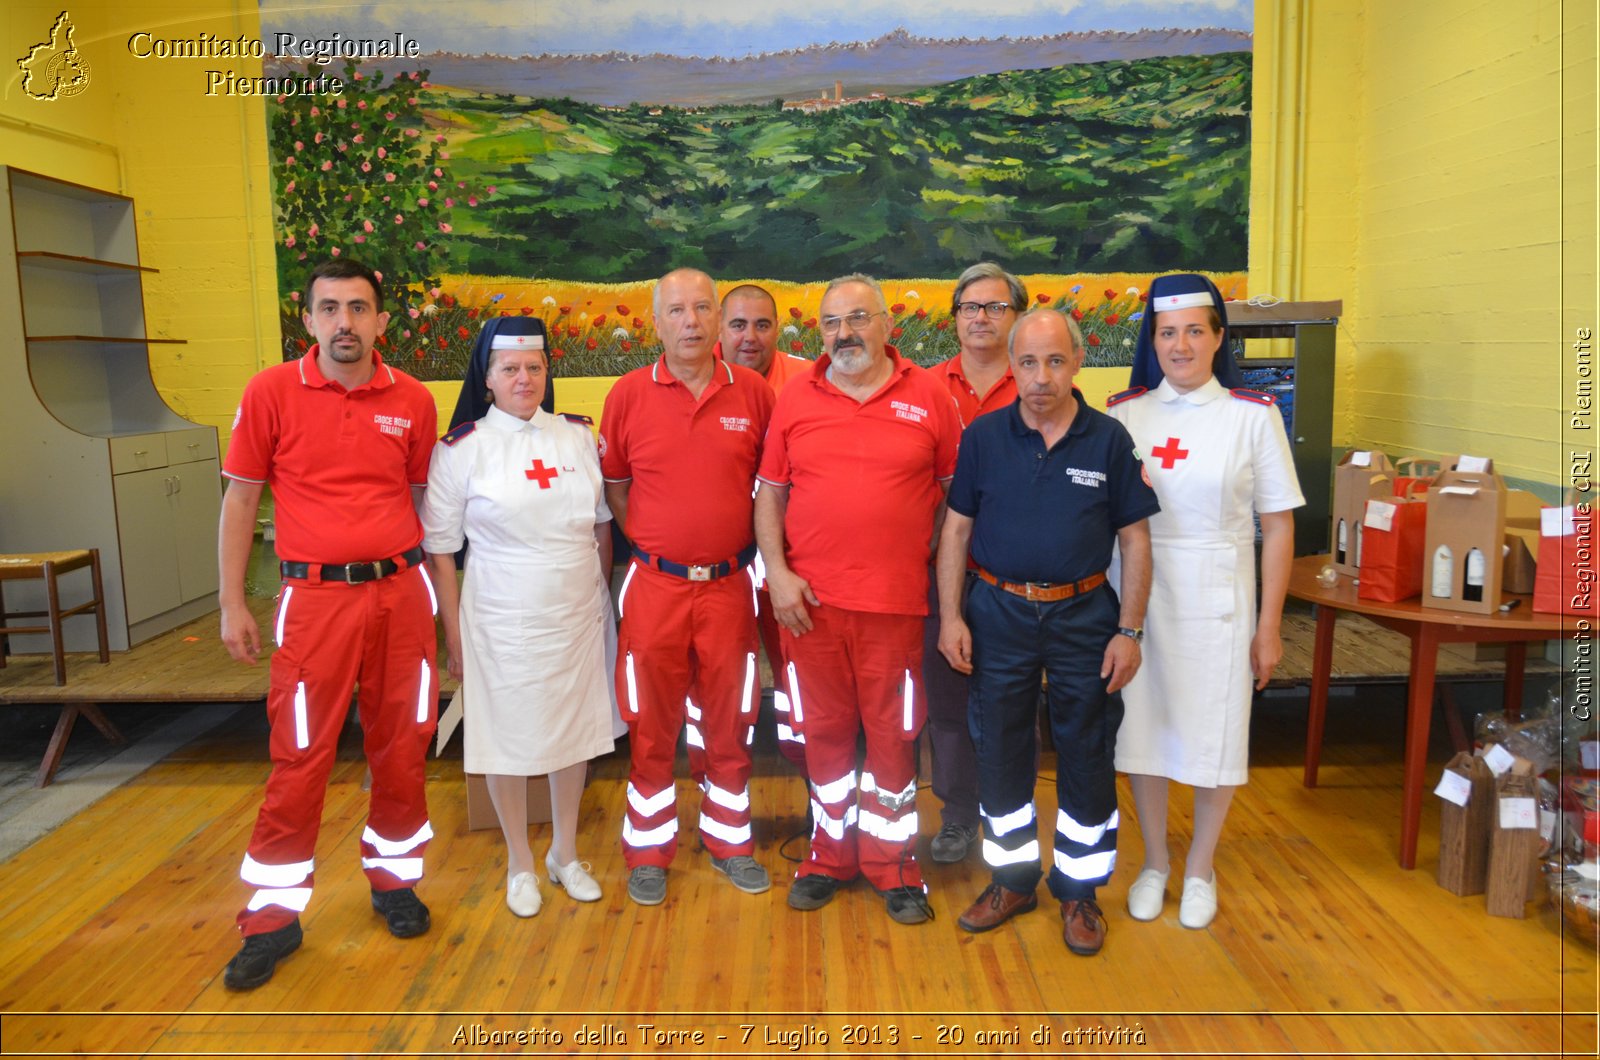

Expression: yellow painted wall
xmin=2 ymin=0 xmax=279 ymax=446
xmin=1253 ymin=0 xmax=1594 ymax=493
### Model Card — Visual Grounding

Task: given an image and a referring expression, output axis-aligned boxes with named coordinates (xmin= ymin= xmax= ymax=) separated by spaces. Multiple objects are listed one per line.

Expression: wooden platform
xmin=0 ymin=695 xmax=1592 ymax=1058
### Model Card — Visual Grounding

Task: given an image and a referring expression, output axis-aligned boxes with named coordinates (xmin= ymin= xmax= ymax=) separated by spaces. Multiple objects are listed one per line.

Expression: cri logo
xmin=18 ymin=11 xmax=92 ymax=102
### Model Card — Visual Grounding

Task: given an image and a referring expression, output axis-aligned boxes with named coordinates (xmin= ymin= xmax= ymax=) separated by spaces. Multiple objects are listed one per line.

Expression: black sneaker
xmin=879 ymin=885 xmax=932 ymax=925
xmin=787 ymin=873 xmax=845 ymax=911
xmin=371 ymin=887 xmax=431 ymax=938
xmin=223 ymin=919 xmax=302 ymax=991
xmin=929 ymin=822 xmax=979 ymax=863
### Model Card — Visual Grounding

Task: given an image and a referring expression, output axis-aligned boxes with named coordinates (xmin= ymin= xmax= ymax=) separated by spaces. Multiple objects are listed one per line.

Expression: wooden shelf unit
xmin=1 ymin=167 xmax=221 ymax=652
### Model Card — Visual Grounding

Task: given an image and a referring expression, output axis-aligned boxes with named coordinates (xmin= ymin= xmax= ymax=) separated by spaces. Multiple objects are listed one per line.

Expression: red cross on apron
xmin=524 ymin=459 xmax=560 ymax=488
xmin=1151 ymin=437 xmax=1190 ymax=469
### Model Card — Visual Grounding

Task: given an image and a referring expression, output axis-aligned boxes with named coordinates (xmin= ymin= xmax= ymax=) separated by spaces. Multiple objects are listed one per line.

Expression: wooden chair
xmin=0 ymin=549 xmax=111 ymax=685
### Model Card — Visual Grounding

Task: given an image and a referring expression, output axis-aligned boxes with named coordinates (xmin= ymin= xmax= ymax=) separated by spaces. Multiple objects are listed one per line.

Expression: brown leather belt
xmin=975 ymin=566 xmax=1106 ymax=603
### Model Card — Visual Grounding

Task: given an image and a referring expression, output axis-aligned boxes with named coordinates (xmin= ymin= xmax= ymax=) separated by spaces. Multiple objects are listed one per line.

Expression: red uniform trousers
xmin=783 ymin=603 xmax=927 ymax=892
xmin=756 ymin=583 xmax=808 ymax=777
xmin=238 ymin=565 xmax=438 ymax=936
xmin=615 ymin=560 xmax=759 ymax=868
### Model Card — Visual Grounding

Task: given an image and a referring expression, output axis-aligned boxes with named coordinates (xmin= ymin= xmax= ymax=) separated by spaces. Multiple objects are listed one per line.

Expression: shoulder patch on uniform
xmin=1230 ymin=388 xmax=1278 ymax=406
xmin=558 ymin=411 xmax=594 ymax=427
xmin=441 ymin=421 xmax=476 ymax=446
xmin=1106 ymin=385 xmax=1147 ymax=407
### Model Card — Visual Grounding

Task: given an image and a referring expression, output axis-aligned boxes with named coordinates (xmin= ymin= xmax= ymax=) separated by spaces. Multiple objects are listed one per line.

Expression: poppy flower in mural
xmin=567 ymin=326 xmax=580 ymax=338
xmin=891 ymin=303 xmax=905 ymax=314
xmin=804 ymin=318 xmax=816 ymax=329
xmin=592 ymin=314 xmax=606 ymax=328
xmin=586 ymin=338 xmax=598 ymax=350
xmin=616 ymin=304 xmax=630 ymax=315
xmin=1037 ymin=293 xmax=1051 ymax=304
xmin=790 ymin=341 xmax=803 ymax=353
xmin=418 ymin=322 xmax=430 ymax=334
xmin=1105 ymin=313 xmax=1119 ymax=325
xmin=1070 ymin=308 xmax=1084 ymax=321
xmin=935 ymin=320 xmax=949 ymax=331
xmin=789 ymin=307 xmax=802 ymax=319
xmin=438 ymin=335 xmax=449 ymax=349
xmin=914 ymin=308 xmax=927 ymax=319
xmin=414 ymin=348 xmax=425 ymax=360
xmin=296 ymin=339 xmax=308 ymax=352
xmin=1140 ymin=292 xmax=1150 ymax=302
xmin=551 ymin=348 xmax=564 ymax=359
xmin=521 ymin=307 xmax=534 ymax=316
xmin=1087 ymin=334 xmax=1101 ymax=346
xmin=620 ymin=340 xmax=632 ymax=352
xmin=467 ymin=308 xmax=478 ymax=319
xmin=559 ymin=305 xmax=572 ymax=315
xmin=1104 ymin=289 xmax=1116 ymax=300
xmin=890 ymin=327 xmax=903 ymax=339
xmin=632 ymin=317 xmax=643 ymax=329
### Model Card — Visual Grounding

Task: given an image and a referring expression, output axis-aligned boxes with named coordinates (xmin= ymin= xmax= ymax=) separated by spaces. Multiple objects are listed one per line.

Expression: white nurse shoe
xmin=546 ymin=852 xmax=602 ymax=902
xmin=1126 ymin=867 xmax=1169 ymax=921
xmin=507 ymin=871 xmax=542 ymax=918
xmin=1179 ymin=874 xmax=1217 ymax=929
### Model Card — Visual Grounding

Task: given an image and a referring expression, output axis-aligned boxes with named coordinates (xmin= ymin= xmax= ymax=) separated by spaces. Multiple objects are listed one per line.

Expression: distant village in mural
xmin=262 ymin=12 xmax=1252 ymax=378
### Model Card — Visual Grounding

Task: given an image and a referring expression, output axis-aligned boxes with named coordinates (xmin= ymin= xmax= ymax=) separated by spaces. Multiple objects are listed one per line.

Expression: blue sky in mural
xmin=259 ymin=0 xmax=1252 ymax=58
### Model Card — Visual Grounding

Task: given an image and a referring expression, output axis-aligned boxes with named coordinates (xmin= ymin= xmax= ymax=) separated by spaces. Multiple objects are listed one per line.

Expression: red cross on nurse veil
xmin=524 ymin=459 xmax=560 ymax=488
xmin=1151 ymin=437 xmax=1190 ymax=469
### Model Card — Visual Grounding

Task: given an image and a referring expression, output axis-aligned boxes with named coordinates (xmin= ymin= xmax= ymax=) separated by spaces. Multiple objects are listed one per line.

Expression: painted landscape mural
xmin=261 ymin=2 xmax=1253 ymax=379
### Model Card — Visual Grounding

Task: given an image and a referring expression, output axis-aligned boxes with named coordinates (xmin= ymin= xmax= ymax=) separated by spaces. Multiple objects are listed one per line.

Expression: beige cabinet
xmin=0 ymin=167 xmax=222 ymax=650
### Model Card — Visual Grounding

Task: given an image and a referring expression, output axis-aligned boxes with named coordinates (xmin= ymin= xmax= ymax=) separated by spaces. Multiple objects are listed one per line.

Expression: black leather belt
xmin=280 ymin=546 xmax=425 ymax=583
xmin=632 ymin=543 xmax=757 ymax=582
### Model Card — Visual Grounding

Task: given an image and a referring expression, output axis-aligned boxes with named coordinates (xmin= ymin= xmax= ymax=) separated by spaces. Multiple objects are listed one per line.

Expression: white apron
xmin=1109 ymin=377 xmax=1303 ymax=787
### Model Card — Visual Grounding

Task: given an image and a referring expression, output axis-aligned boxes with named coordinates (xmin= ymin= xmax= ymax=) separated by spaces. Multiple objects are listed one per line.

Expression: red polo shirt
xmin=938 ymin=353 xmax=1017 ymax=428
xmin=711 ymin=341 xmax=814 ymax=396
xmin=223 ymin=348 xmax=436 ymax=564
xmin=600 ymin=355 xmax=774 ymax=563
xmin=758 ymin=346 xmax=961 ymax=616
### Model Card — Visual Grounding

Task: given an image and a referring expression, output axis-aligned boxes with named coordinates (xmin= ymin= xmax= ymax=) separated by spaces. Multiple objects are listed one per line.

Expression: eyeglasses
xmin=819 ymin=309 xmax=887 ymax=335
xmin=954 ymin=301 xmax=1013 ymax=319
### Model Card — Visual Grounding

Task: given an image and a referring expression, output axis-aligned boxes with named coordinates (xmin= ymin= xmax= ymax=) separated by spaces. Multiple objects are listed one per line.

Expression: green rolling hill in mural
xmin=435 ymin=51 xmax=1249 ymax=282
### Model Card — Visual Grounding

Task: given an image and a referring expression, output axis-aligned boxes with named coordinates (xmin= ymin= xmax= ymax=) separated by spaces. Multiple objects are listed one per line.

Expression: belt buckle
xmin=345 ymin=560 xmax=383 ymax=582
xmin=1024 ymin=582 xmax=1046 ymax=601
xmin=687 ymin=564 xmax=712 ymax=582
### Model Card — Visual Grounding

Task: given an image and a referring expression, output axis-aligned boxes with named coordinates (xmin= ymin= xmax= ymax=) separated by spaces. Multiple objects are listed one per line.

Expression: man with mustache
xmin=715 ymin=284 xmax=812 ymax=780
xmin=600 ymin=268 xmax=776 ymax=906
xmin=755 ymin=273 xmax=963 ymax=924
xmin=936 ymin=308 xmax=1156 ymax=955
xmin=218 ymin=258 xmax=440 ymax=989
xmin=923 ymin=263 xmax=1026 ymax=865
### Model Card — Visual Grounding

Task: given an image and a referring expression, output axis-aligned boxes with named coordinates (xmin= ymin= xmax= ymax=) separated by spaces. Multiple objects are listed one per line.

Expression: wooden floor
xmin=0 ymin=685 xmax=1594 ymax=1058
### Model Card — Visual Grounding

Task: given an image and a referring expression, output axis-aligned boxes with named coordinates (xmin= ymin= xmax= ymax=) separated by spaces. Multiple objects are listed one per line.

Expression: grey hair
xmin=652 ymin=267 xmax=716 ymax=317
xmin=821 ymin=273 xmax=888 ymax=313
xmin=952 ymin=262 xmax=1028 ymax=313
xmin=1008 ymin=307 xmax=1083 ymax=357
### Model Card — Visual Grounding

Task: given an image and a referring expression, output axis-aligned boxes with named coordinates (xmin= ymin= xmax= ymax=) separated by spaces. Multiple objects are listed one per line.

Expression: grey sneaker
xmin=930 ymin=822 xmax=979 ymax=863
xmin=627 ymin=865 xmax=667 ymax=906
xmin=787 ymin=873 xmax=845 ymax=911
xmin=711 ymin=854 xmax=771 ymax=894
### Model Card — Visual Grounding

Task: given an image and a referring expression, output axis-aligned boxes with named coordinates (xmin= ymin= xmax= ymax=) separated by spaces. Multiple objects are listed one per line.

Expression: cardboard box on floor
xmin=1332 ymin=449 xmax=1395 ymax=578
xmin=1422 ymin=456 xmax=1507 ymax=615
xmin=466 ymin=773 xmax=553 ymax=830
xmin=1502 ymin=489 xmax=1541 ymax=595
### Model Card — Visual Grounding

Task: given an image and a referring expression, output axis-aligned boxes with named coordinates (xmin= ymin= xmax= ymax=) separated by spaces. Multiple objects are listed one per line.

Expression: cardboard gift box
xmin=1485 ymin=771 xmax=1541 ymax=918
xmin=1331 ymin=449 xmax=1395 ymax=577
xmin=465 ymin=772 xmax=554 ymax=831
xmin=1421 ymin=456 xmax=1506 ymax=615
xmin=1435 ymin=751 xmax=1493 ymax=896
xmin=1501 ymin=489 xmax=1542 ymax=595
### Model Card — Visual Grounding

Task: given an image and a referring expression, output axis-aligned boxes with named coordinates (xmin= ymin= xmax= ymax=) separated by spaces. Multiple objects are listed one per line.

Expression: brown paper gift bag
xmin=1435 ymin=752 xmax=1493 ymax=896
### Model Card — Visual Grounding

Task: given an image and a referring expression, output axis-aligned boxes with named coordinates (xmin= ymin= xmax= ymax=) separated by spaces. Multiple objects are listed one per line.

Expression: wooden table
xmin=1288 ymin=554 xmax=1567 ymax=869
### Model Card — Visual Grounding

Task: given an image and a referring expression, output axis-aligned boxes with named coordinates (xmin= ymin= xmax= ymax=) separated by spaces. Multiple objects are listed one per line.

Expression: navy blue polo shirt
xmin=948 ymin=391 xmax=1160 ymax=584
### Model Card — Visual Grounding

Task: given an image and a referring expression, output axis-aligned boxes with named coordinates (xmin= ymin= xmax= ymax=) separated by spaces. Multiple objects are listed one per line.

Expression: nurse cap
xmin=1128 ymin=273 xmax=1244 ymax=391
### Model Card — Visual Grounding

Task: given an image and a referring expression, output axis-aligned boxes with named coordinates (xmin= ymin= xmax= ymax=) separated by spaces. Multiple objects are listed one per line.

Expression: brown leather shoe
xmin=1060 ymin=898 xmax=1106 ymax=955
xmin=958 ymin=882 xmax=1038 ymax=933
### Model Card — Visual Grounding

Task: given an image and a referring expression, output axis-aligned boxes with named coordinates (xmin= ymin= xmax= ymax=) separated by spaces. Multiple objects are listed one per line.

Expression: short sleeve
xmin=756 ymin=389 xmax=794 ymax=487
xmin=1251 ymin=407 xmax=1306 ymax=514
xmin=599 ymin=380 xmax=631 ymax=482
xmin=221 ymin=374 xmax=277 ymax=483
xmin=748 ymin=375 xmax=777 ymax=468
xmin=420 ymin=436 xmax=470 ymax=555
xmin=405 ymin=388 xmax=438 ymax=487
xmin=577 ymin=422 xmax=614 ymax=525
xmin=1106 ymin=419 xmax=1161 ymax=529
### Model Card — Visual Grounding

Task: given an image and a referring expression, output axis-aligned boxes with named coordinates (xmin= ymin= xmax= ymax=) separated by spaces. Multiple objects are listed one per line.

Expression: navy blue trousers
xmin=966 ymin=578 xmax=1122 ymax=901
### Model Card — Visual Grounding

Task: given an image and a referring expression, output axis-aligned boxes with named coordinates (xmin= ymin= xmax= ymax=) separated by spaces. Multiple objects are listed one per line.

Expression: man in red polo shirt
xmin=600 ymin=267 xmax=776 ymax=907
xmin=923 ymin=262 xmax=1026 ymax=865
xmin=716 ymin=283 xmax=811 ymax=779
xmin=755 ymin=273 xmax=962 ymax=925
xmin=217 ymin=259 xmax=439 ymax=991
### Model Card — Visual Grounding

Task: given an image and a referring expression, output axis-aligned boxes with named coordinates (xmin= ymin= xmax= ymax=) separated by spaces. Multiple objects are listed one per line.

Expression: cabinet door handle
xmin=163 ymin=476 xmax=174 ymax=495
xmin=133 ymin=449 xmax=149 ymax=457
xmin=172 ymin=476 xmax=182 ymax=494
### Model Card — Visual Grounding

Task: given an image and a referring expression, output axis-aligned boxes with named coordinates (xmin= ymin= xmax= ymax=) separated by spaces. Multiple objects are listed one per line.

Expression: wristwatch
xmin=1116 ymin=626 xmax=1145 ymax=643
